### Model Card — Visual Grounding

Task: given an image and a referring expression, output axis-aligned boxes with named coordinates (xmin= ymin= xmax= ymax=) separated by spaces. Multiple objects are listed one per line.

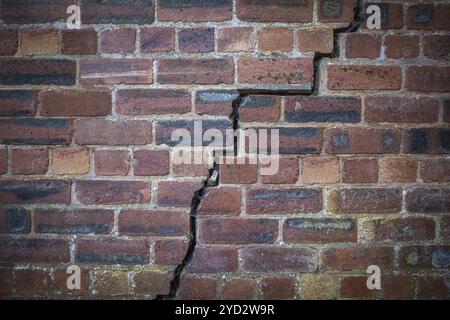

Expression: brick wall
xmin=0 ymin=0 xmax=449 ymax=299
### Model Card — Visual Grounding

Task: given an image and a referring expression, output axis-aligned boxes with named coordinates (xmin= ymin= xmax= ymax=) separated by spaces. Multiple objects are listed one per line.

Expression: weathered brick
xmin=20 ymin=29 xmax=59 ymax=56
xmin=0 ymin=180 xmax=70 ymax=204
xmin=416 ymin=276 xmax=450 ymax=299
xmin=0 ymin=148 xmax=6 ymax=174
xmin=380 ymin=157 xmax=417 ymax=183
xmin=342 ymin=158 xmax=378 ymax=183
xmin=384 ymin=35 xmax=420 ymax=59
xmin=76 ymin=237 xmax=149 ymax=265
xmin=261 ymin=277 xmax=296 ymax=299
xmin=119 ymin=209 xmax=188 ymax=236
xmin=179 ymin=28 xmax=214 ymax=53
xmin=423 ymin=35 xmax=450 ymax=60
xmin=0 ymin=0 xmax=73 ymax=24
xmin=157 ymin=0 xmax=232 ymax=22
xmin=81 ymin=0 xmax=155 ymax=24
xmin=221 ymin=278 xmax=256 ymax=300
xmin=362 ymin=218 xmax=435 ymax=242
xmin=406 ymin=4 xmax=450 ymax=30
xmin=0 ymin=58 xmax=76 ymax=85
xmin=80 ymin=59 xmax=153 ymax=85
xmin=117 ymin=89 xmax=191 ymax=115
xmin=133 ymin=150 xmax=169 ymax=176
xmin=40 ymin=90 xmax=111 ymax=117
xmin=345 ymin=34 xmax=381 ymax=59
xmin=0 ymin=90 xmax=36 ymax=117
xmin=328 ymin=65 xmax=402 ymax=90
xmin=217 ymin=27 xmax=254 ymax=52
xmin=444 ymin=100 xmax=450 ymax=123
xmin=258 ymin=28 xmax=293 ymax=52
xmin=239 ymin=95 xmax=280 ymax=122
xmin=11 ymin=148 xmax=48 ymax=175
xmin=237 ymin=0 xmax=313 ymax=22
xmin=92 ymin=270 xmax=129 ymax=296
xmin=157 ymin=180 xmax=203 ymax=207
xmin=299 ymin=274 xmax=338 ymax=299
xmin=155 ymin=240 xmax=189 ymax=266
xmin=76 ymin=180 xmax=151 ymax=205
xmin=420 ymin=158 xmax=450 ymax=182
xmin=0 ymin=269 xmax=12 ymax=296
xmin=328 ymin=188 xmax=402 ymax=214
xmin=323 ymin=245 xmax=394 ymax=271
xmin=74 ymin=119 xmax=152 ymax=145
xmin=406 ymin=66 xmax=450 ymax=92
xmin=0 ymin=30 xmax=18 ymax=56
xmin=140 ymin=27 xmax=175 ymax=53
xmin=273 ymin=127 xmax=322 ymax=154
xmin=318 ymin=0 xmax=357 ymax=23
xmin=197 ymin=187 xmax=241 ymax=216
xmin=34 ymin=209 xmax=114 ymax=234
xmin=53 ymin=267 xmax=90 ymax=294
xmin=325 ymin=128 xmax=401 ymax=154
xmin=94 ymin=149 xmax=130 ymax=176
xmin=173 ymin=161 xmax=210 ymax=178
xmin=187 ymin=247 xmax=238 ymax=273
xmin=195 ymin=90 xmax=239 ymax=116
xmin=247 ymin=188 xmax=322 ymax=214
xmin=100 ymin=28 xmax=136 ymax=54
xmin=51 ymin=147 xmax=90 ymax=175
xmin=220 ymin=158 xmax=258 ymax=184
xmin=399 ymin=245 xmax=450 ymax=269
xmin=403 ymin=128 xmax=444 ymax=154
xmin=284 ymin=218 xmax=357 ymax=244
xmin=199 ymin=218 xmax=278 ymax=244
xmin=363 ymin=2 xmax=404 ymax=29
xmin=15 ymin=269 xmax=50 ymax=295
xmin=302 ymin=156 xmax=340 ymax=184
xmin=341 ymin=276 xmax=413 ymax=299
xmin=134 ymin=270 xmax=172 ymax=296
xmin=178 ymin=276 xmax=217 ymax=300
xmin=298 ymin=28 xmax=333 ymax=54
xmin=158 ymin=58 xmax=234 ymax=84
xmin=261 ymin=157 xmax=299 ymax=184
xmin=61 ymin=29 xmax=97 ymax=55
xmin=0 ymin=237 xmax=69 ymax=263
xmin=241 ymin=247 xmax=317 ymax=272
xmin=0 ymin=208 xmax=31 ymax=234
xmin=405 ymin=188 xmax=450 ymax=213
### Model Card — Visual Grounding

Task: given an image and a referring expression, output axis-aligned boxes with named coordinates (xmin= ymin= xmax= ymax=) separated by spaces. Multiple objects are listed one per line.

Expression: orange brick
xmin=298 ymin=28 xmax=333 ymax=54
xmin=303 ymin=156 xmax=339 ymax=184
xmin=20 ymin=29 xmax=59 ymax=55
xmin=52 ymin=147 xmax=90 ymax=175
xmin=258 ymin=28 xmax=293 ymax=52
xmin=380 ymin=157 xmax=418 ymax=183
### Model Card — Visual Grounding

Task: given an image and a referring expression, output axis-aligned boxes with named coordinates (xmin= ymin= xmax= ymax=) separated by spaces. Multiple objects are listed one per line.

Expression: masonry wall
xmin=0 ymin=0 xmax=449 ymax=300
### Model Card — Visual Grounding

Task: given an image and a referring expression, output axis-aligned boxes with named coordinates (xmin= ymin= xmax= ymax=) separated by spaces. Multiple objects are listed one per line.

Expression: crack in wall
xmin=157 ymin=0 xmax=366 ymax=300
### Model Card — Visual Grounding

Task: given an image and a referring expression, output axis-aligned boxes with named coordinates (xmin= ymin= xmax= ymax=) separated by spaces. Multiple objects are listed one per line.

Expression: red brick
xmin=384 ymin=35 xmax=420 ymax=59
xmin=157 ymin=0 xmax=232 ymax=22
xmin=0 ymin=208 xmax=31 ymax=234
xmin=258 ymin=28 xmax=293 ymax=52
xmin=79 ymin=59 xmax=153 ymax=85
xmin=187 ymin=247 xmax=238 ymax=273
xmin=0 ymin=237 xmax=69 ymax=263
xmin=117 ymin=89 xmax=191 ymax=115
xmin=363 ymin=218 xmax=435 ymax=242
xmin=241 ymin=247 xmax=317 ymax=272
xmin=261 ymin=157 xmax=299 ymax=184
xmin=325 ymin=127 xmax=401 ymax=154
xmin=0 ymin=180 xmax=70 ymax=204
xmin=302 ymin=156 xmax=340 ymax=184
xmin=100 ymin=28 xmax=136 ymax=54
xmin=247 ymin=188 xmax=322 ymax=214
xmin=345 ymin=34 xmax=381 ymax=59
xmin=197 ymin=187 xmax=241 ymax=216
xmin=261 ymin=277 xmax=296 ymax=299
xmin=380 ymin=157 xmax=418 ymax=183
xmin=173 ymin=162 xmax=210 ymax=177
xmin=40 ymin=90 xmax=111 ymax=117
xmin=405 ymin=188 xmax=450 ymax=213
xmin=220 ymin=157 xmax=258 ymax=184
xmin=76 ymin=180 xmax=151 ymax=205
xmin=158 ymin=58 xmax=234 ymax=84
xmin=76 ymin=237 xmax=149 ymax=265
xmin=420 ymin=157 xmax=450 ymax=182
xmin=0 ymin=269 xmax=12 ymax=297
xmin=157 ymin=180 xmax=203 ymax=207
xmin=154 ymin=239 xmax=189 ymax=266
xmin=34 ymin=209 xmax=114 ymax=235
xmin=119 ymin=209 xmax=188 ymax=236
xmin=318 ymin=0 xmax=357 ymax=23
xmin=11 ymin=148 xmax=48 ymax=175
xmin=74 ymin=119 xmax=152 ymax=145
xmin=94 ymin=149 xmax=130 ymax=176
xmin=342 ymin=158 xmax=378 ymax=183
xmin=340 ymin=276 xmax=375 ymax=299
xmin=323 ymin=245 xmax=394 ymax=271
xmin=221 ymin=278 xmax=256 ymax=300
xmin=132 ymin=150 xmax=169 ymax=176
xmin=363 ymin=2 xmax=404 ymax=29
xmin=61 ymin=29 xmax=97 ymax=55
xmin=237 ymin=0 xmax=313 ymax=22
xmin=15 ymin=269 xmax=50 ymax=295
xmin=406 ymin=4 xmax=450 ymax=31
xmin=329 ymin=188 xmax=402 ymax=214
xmin=20 ymin=29 xmax=59 ymax=56
xmin=423 ymin=35 xmax=450 ymax=60
xmin=81 ymin=0 xmax=155 ymax=24
xmin=298 ymin=28 xmax=333 ymax=54
xmin=178 ymin=276 xmax=217 ymax=300
xmin=416 ymin=276 xmax=450 ymax=299
xmin=239 ymin=95 xmax=280 ymax=122
xmin=51 ymin=147 xmax=90 ymax=175
xmin=179 ymin=28 xmax=214 ymax=53
xmin=195 ymin=90 xmax=238 ymax=116
xmin=53 ymin=267 xmax=90 ymax=294
xmin=237 ymin=57 xmax=313 ymax=86
xmin=284 ymin=218 xmax=357 ymax=243
xmin=217 ymin=27 xmax=254 ymax=52
xmin=406 ymin=66 xmax=450 ymax=92
xmin=199 ymin=218 xmax=278 ymax=244
xmin=0 ymin=90 xmax=36 ymax=117
xmin=134 ymin=270 xmax=172 ymax=296
xmin=328 ymin=65 xmax=402 ymax=90
xmin=140 ymin=27 xmax=175 ymax=53
xmin=0 ymin=148 xmax=6 ymax=174
xmin=0 ymin=30 xmax=18 ymax=56
xmin=382 ymin=275 xmax=414 ymax=300
xmin=0 ymin=0 xmax=73 ymax=24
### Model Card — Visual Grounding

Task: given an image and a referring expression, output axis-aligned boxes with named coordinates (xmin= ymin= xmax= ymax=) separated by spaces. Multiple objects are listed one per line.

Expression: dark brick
xmin=423 ymin=35 xmax=450 ymax=60
xmin=399 ymin=245 xmax=450 ymax=269
xmin=0 ymin=30 xmax=18 ymax=55
xmin=420 ymin=158 xmax=450 ymax=182
xmin=406 ymin=188 xmax=450 ymax=213
xmin=363 ymin=2 xmax=403 ymax=29
xmin=261 ymin=277 xmax=296 ymax=299
xmin=179 ymin=28 xmax=214 ymax=53
xmin=0 ymin=119 xmax=71 ymax=145
xmin=403 ymin=128 xmax=443 ymax=154
xmin=61 ymin=29 xmax=98 ymax=55
xmin=0 ymin=90 xmax=36 ymax=117
xmin=178 ymin=276 xmax=217 ymax=300
xmin=0 ymin=0 xmax=73 ymax=24
xmin=81 ymin=0 xmax=155 ymax=24
xmin=0 ymin=237 xmax=69 ymax=263
xmin=0 ymin=208 xmax=31 ymax=234
xmin=195 ymin=90 xmax=239 ymax=116
xmin=406 ymin=66 xmax=450 ymax=92
xmin=158 ymin=0 xmax=232 ymax=22
xmin=237 ymin=0 xmax=313 ymax=22
xmin=15 ymin=269 xmax=51 ymax=295
xmin=275 ymin=127 xmax=322 ymax=154
xmin=319 ymin=0 xmax=357 ymax=23
xmin=0 ymin=180 xmax=70 ymax=204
